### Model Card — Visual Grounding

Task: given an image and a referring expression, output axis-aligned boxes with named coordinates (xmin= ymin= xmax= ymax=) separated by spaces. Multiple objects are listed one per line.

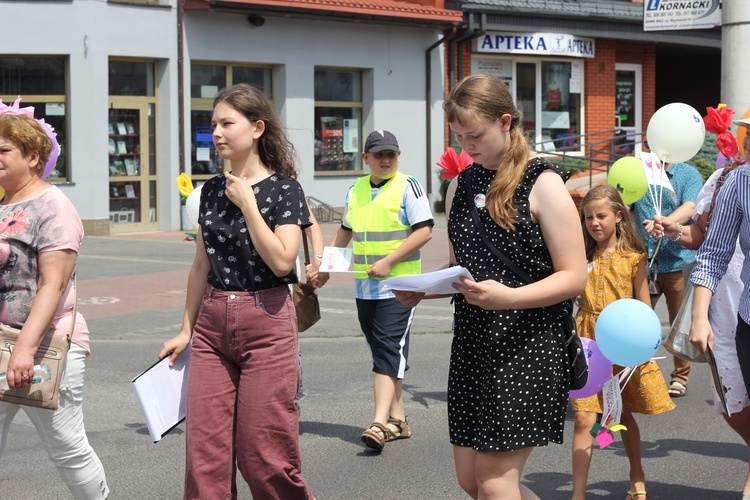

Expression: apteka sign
xmin=644 ymin=0 xmax=721 ymax=31
xmin=476 ymin=32 xmax=595 ymax=59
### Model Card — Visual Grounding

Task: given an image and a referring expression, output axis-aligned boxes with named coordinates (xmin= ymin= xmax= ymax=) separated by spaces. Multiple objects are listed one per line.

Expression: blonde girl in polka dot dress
xmin=571 ymin=185 xmax=674 ymax=500
xmin=395 ymin=73 xmax=587 ymax=498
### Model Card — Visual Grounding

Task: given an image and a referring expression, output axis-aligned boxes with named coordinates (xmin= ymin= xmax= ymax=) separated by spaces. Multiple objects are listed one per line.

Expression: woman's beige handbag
xmin=0 ymin=277 xmax=77 ymax=410
xmin=0 ymin=325 xmax=70 ymax=410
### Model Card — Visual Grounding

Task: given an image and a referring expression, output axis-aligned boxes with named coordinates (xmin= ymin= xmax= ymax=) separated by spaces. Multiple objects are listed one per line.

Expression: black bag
xmin=463 ymin=169 xmax=588 ymax=390
xmin=561 ymin=311 xmax=588 ymax=390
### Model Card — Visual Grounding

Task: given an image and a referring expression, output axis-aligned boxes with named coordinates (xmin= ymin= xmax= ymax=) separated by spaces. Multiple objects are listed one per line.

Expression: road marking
xmin=79 ymin=255 xmax=191 ymax=266
xmin=320 ymin=306 xmax=452 ymax=321
xmin=78 ymin=297 xmax=121 ymax=305
xmin=321 ymin=296 xmax=452 ymax=312
xmin=320 ymin=307 xmax=357 ymax=315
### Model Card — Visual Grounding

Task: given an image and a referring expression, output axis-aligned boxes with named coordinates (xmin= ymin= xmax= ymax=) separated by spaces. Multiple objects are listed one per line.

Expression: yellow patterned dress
xmin=570 ymin=249 xmax=675 ymax=415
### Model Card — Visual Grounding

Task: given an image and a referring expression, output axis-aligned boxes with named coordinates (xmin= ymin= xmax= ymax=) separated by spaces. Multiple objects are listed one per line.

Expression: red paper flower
xmin=704 ymin=105 xmax=735 ymax=135
xmin=437 ymin=148 xmax=473 ymax=180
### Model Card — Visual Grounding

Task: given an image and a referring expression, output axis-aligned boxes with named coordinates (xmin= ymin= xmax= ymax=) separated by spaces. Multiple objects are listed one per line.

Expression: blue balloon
xmin=595 ymin=299 xmax=662 ymax=367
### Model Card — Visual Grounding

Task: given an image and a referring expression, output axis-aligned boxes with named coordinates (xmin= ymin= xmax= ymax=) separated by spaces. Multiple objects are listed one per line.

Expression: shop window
xmin=540 ymin=61 xmax=581 ymax=152
xmin=109 ymin=60 xmax=155 ymax=97
xmin=0 ymin=57 xmax=69 ymax=181
xmin=191 ymin=65 xmax=226 ymax=99
xmin=314 ymin=69 xmax=363 ymax=174
xmin=474 ymin=57 xmax=583 ymax=152
xmin=189 ymin=63 xmax=272 ymax=182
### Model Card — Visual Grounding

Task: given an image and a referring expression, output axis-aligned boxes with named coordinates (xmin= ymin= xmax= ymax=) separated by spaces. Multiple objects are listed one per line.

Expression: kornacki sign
xmin=644 ymin=0 xmax=721 ymax=31
xmin=476 ymin=32 xmax=595 ymax=59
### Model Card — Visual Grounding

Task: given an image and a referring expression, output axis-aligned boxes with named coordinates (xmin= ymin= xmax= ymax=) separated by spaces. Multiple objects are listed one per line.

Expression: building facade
xmin=0 ymin=0 xmax=732 ymax=235
xmin=444 ymin=0 xmax=721 ymax=166
xmin=0 ymin=0 xmax=461 ymax=235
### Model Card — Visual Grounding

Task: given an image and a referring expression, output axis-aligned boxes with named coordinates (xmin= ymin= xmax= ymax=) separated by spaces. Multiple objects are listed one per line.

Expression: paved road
xmin=0 ymin=221 xmax=745 ymax=499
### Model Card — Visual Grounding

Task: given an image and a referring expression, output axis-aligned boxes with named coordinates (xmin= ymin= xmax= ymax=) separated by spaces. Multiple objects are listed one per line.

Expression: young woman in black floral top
xmin=160 ymin=83 xmax=314 ymax=500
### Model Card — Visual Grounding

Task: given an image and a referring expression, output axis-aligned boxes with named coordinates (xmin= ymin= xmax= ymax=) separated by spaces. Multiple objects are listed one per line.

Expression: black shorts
xmin=356 ymin=298 xmax=415 ymax=379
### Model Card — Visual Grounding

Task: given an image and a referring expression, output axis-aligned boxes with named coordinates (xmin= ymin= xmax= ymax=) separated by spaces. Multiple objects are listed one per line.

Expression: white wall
xmin=1 ymin=1 xmax=448 ymax=231
xmin=184 ymin=13 xmax=448 ymax=208
xmin=1 ymin=0 xmax=179 ymax=226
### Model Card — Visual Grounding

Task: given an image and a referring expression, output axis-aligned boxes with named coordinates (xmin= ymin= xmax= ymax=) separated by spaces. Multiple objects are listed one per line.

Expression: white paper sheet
xmin=319 ymin=246 xmax=354 ymax=273
xmin=131 ymin=345 xmax=190 ymax=442
xmin=382 ymin=266 xmax=474 ymax=295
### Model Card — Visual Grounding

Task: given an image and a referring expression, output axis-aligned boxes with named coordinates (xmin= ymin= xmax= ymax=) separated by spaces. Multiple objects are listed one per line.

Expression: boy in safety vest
xmin=320 ymin=130 xmax=433 ymax=452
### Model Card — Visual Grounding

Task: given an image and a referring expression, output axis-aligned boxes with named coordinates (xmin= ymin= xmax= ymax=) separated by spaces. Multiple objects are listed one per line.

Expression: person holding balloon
xmin=653 ymin=117 xmax=750 ymax=423
xmin=159 ymin=83 xmax=315 ymax=499
xmin=633 ymin=102 xmax=706 ymax=399
xmin=633 ymin=160 xmax=702 ymax=398
xmin=571 ymin=185 xmax=674 ymax=500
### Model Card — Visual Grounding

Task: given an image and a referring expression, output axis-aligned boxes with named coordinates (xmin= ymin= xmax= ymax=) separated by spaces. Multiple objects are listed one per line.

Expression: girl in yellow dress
xmin=571 ymin=185 xmax=674 ymax=500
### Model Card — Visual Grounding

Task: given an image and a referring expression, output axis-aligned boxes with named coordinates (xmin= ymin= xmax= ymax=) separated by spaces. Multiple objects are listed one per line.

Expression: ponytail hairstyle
xmin=443 ymin=73 xmax=530 ymax=229
xmin=213 ymin=83 xmax=298 ymax=179
xmin=579 ymin=184 xmax=645 ymax=261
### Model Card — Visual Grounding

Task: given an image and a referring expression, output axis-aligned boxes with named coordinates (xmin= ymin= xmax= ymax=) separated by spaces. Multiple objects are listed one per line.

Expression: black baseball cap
xmin=364 ymin=130 xmax=400 ymax=153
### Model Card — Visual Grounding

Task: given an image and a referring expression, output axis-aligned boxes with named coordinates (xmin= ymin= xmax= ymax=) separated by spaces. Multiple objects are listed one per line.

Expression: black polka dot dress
xmin=447 ymin=158 xmax=570 ymax=452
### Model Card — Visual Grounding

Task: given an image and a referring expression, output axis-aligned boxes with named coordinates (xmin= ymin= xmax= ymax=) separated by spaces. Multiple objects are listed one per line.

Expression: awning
xmin=184 ymin=0 xmax=465 ymax=28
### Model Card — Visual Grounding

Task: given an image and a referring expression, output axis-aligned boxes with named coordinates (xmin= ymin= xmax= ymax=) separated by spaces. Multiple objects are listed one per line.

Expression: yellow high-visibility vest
xmin=346 ymin=172 xmax=421 ymax=279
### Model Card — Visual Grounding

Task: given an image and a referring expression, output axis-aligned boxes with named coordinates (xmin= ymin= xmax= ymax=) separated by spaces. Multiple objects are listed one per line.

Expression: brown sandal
xmin=385 ymin=416 xmax=412 ymax=441
xmin=361 ymin=422 xmax=389 ymax=451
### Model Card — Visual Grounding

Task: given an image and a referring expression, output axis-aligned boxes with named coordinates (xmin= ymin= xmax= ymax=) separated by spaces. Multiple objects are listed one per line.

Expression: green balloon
xmin=607 ymin=156 xmax=648 ymax=204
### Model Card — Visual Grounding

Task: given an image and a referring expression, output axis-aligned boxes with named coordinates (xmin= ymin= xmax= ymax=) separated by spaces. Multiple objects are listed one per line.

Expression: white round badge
xmin=474 ymin=193 xmax=486 ymax=209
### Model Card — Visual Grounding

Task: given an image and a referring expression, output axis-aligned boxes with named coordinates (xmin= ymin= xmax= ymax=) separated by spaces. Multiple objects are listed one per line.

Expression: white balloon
xmin=185 ymin=184 xmax=203 ymax=228
xmin=646 ymin=102 xmax=705 ymax=164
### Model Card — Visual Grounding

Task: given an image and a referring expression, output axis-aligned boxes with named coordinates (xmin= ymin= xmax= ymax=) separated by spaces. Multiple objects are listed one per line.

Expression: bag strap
xmin=462 ymin=169 xmax=571 ymax=319
xmin=301 ymin=228 xmax=311 ymax=266
xmin=70 ymin=275 xmax=77 ymax=342
xmin=463 ymin=168 xmax=534 ymax=284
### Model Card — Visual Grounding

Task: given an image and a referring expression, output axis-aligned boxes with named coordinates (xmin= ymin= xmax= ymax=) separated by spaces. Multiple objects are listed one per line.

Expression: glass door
xmin=615 ymin=63 xmax=642 ymax=156
xmin=108 ymin=98 xmax=158 ymax=232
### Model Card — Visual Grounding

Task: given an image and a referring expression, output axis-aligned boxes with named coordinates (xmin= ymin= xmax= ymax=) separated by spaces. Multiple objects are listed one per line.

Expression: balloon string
xmin=644 ymin=154 xmax=659 ymax=213
xmin=618 ymin=366 xmax=637 ymax=395
xmin=646 ymin=181 xmax=659 ymax=212
xmin=658 ymin=152 xmax=668 ymax=217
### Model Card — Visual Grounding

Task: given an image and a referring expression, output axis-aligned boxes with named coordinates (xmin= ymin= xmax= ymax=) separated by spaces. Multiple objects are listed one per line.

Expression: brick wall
xmin=443 ymin=39 xmax=657 ymax=155
xmin=586 ymin=40 xmax=617 ymax=140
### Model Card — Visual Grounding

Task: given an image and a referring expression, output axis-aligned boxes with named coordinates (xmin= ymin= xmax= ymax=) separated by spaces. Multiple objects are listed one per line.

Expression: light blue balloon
xmin=595 ymin=299 xmax=662 ymax=367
